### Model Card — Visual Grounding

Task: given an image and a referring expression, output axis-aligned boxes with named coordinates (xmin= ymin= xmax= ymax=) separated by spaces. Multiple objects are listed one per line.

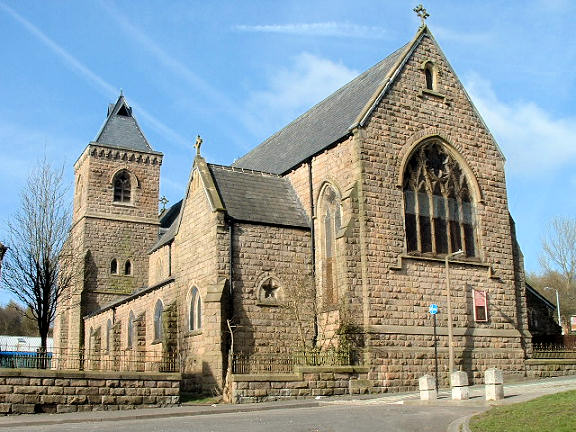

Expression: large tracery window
xmin=403 ymin=140 xmax=477 ymax=258
xmin=319 ymin=184 xmax=342 ymax=305
xmin=113 ymin=170 xmax=131 ymax=203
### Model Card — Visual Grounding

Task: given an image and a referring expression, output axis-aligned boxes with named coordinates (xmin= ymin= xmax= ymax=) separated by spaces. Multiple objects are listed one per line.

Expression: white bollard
xmin=485 ymin=368 xmax=504 ymax=401
xmin=450 ymin=371 xmax=470 ymax=400
xmin=419 ymin=374 xmax=437 ymax=400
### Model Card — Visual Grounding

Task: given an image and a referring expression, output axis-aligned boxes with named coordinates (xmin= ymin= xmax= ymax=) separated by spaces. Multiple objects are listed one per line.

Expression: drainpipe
xmin=308 ymin=159 xmax=319 ymax=347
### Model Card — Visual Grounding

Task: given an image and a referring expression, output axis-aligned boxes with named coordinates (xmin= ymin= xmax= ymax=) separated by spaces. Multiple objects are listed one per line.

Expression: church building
xmin=54 ymin=23 xmax=531 ymax=396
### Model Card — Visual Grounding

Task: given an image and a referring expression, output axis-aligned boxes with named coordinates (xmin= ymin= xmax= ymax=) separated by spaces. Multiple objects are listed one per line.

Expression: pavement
xmin=0 ymin=375 xmax=575 ymax=431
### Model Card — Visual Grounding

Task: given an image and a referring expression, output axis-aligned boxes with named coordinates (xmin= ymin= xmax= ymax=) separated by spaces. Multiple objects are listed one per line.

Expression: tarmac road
xmin=6 ymin=403 xmax=482 ymax=432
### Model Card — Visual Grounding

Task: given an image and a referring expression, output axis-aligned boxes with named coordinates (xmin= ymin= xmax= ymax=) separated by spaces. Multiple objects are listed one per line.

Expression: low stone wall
xmin=0 ymin=369 xmax=181 ymax=415
xmin=526 ymin=359 xmax=576 ymax=378
xmin=230 ymin=366 xmax=370 ymax=404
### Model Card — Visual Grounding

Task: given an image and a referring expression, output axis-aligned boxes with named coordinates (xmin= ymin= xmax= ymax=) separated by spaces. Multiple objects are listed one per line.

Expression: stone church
xmin=54 ymin=24 xmax=531 ymax=395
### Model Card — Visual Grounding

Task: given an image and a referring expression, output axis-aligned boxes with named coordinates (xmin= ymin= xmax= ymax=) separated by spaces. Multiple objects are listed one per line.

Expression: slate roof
xmin=94 ymin=95 xmax=157 ymax=153
xmin=149 ymin=200 xmax=182 ymax=253
xmin=209 ymin=164 xmax=309 ymax=228
xmin=232 ymin=44 xmax=408 ymax=174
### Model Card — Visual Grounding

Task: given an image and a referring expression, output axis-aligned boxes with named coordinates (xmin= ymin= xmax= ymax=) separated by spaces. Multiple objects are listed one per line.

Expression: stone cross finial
xmin=159 ymin=196 xmax=169 ymax=211
xmin=195 ymin=135 xmax=203 ymax=156
xmin=413 ymin=4 xmax=429 ymax=26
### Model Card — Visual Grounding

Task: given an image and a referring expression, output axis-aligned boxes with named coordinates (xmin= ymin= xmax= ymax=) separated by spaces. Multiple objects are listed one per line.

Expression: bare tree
xmin=540 ymin=217 xmax=576 ymax=324
xmin=1 ymin=159 xmax=75 ymax=352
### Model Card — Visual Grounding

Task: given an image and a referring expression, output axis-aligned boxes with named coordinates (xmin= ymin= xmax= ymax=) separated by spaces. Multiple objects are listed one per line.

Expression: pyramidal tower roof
xmin=93 ymin=94 xmax=155 ymax=153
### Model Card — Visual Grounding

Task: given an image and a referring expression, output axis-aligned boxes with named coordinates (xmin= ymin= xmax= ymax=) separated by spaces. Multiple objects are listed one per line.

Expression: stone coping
xmin=0 ymin=368 xmax=181 ymax=381
xmin=232 ymin=365 xmax=369 ymax=382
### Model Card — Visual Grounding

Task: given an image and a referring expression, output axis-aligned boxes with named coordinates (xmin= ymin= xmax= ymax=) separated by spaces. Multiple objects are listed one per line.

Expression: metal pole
xmin=445 ymin=256 xmax=454 ymax=374
xmin=555 ymin=289 xmax=563 ymax=335
xmin=433 ymin=313 xmax=438 ymax=392
xmin=445 ymin=250 xmax=463 ymax=374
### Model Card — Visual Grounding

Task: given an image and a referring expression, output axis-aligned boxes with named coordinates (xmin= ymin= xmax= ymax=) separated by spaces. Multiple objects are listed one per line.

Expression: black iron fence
xmin=532 ymin=344 xmax=576 ymax=360
xmin=232 ymin=348 xmax=363 ymax=374
xmin=0 ymin=347 xmax=178 ymax=373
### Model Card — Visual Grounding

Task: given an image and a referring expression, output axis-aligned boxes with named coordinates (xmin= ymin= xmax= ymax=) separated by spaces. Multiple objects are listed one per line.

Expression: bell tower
xmin=55 ymin=94 xmax=163 ymax=353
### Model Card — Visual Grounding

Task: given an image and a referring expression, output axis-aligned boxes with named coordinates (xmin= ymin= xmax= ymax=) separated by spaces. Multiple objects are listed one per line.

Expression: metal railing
xmin=532 ymin=344 xmax=576 ymax=360
xmin=232 ymin=348 xmax=363 ymax=374
xmin=0 ymin=346 xmax=179 ymax=373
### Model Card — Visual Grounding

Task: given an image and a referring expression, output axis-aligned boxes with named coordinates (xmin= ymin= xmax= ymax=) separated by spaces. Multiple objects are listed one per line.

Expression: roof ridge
xmin=208 ymin=163 xmax=281 ymax=177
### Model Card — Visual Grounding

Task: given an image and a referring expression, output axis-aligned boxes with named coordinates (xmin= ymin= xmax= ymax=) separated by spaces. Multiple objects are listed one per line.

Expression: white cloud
xmin=235 ymin=22 xmax=387 ymax=39
xmin=0 ymin=2 xmax=189 ymax=150
xmin=465 ymin=74 xmax=576 ymax=173
xmin=247 ymin=53 xmax=358 ymax=132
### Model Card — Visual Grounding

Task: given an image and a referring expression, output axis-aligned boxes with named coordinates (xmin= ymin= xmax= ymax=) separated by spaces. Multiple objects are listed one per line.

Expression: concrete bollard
xmin=450 ymin=371 xmax=469 ymax=400
xmin=419 ymin=374 xmax=437 ymax=400
xmin=485 ymin=368 xmax=504 ymax=401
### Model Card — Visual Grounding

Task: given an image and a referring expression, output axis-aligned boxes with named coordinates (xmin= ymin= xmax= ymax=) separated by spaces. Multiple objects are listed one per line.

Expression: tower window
xmin=124 ymin=260 xmax=132 ymax=275
xmin=110 ymin=259 xmax=118 ymax=274
xmin=113 ymin=170 xmax=131 ymax=203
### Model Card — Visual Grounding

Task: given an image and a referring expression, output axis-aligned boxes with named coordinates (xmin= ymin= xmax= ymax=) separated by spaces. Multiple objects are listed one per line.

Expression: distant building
xmin=55 ymin=24 xmax=533 ymax=394
xmin=525 ymin=283 xmax=562 ymax=344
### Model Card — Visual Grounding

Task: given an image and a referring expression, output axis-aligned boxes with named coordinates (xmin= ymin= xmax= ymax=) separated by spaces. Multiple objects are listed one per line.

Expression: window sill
xmin=187 ymin=329 xmax=202 ymax=337
xmin=112 ymin=202 xmax=136 ymax=208
xmin=257 ymin=300 xmax=282 ymax=307
xmin=390 ymin=254 xmax=498 ymax=279
xmin=419 ymin=89 xmax=446 ymax=99
xmin=151 ymin=339 xmax=163 ymax=345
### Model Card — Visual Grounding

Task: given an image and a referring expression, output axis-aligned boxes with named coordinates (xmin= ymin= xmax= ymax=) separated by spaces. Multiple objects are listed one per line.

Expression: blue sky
xmin=0 ymin=0 xmax=574 ymax=305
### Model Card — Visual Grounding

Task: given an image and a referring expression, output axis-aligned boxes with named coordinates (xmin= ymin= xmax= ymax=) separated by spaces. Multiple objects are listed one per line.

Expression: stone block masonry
xmin=230 ymin=366 xmax=370 ymax=403
xmin=0 ymin=369 xmax=180 ymax=414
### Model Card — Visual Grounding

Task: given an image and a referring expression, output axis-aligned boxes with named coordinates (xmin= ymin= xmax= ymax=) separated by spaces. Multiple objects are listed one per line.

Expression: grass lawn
xmin=469 ymin=390 xmax=576 ymax=432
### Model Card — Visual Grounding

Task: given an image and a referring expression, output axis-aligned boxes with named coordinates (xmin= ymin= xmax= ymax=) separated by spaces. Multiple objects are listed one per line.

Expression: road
xmin=6 ymin=403 xmax=482 ymax=432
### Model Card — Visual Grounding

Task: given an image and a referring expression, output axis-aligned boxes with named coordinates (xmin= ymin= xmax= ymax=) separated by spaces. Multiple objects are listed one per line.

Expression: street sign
xmin=429 ymin=304 xmax=438 ymax=315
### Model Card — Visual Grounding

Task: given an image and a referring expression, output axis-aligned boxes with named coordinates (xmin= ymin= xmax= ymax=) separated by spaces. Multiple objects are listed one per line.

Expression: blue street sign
xmin=429 ymin=304 xmax=438 ymax=315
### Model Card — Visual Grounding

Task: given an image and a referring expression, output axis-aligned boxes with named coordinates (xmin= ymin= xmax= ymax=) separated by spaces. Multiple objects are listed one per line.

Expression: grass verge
xmin=469 ymin=390 xmax=576 ymax=432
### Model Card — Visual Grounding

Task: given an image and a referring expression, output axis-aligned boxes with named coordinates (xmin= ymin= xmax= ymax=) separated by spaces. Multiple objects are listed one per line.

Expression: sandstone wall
xmin=0 ymin=369 xmax=179 ymax=415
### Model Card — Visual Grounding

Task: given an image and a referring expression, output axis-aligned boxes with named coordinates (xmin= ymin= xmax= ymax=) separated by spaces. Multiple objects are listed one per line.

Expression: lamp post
xmin=544 ymin=286 xmax=563 ymax=335
xmin=445 ymin=249 xmax=464 ymax=374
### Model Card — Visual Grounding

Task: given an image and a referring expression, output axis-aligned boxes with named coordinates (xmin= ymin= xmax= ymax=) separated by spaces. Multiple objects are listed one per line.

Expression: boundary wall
xmin=0 ymin=369 xmax=180 ymax=414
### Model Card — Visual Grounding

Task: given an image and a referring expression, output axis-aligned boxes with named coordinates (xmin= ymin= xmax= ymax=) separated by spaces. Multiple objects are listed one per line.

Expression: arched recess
xmin=256 ymin=274 xmax=284 ymax=305
xmin=401 ymin=138 xmax=480 ymax=258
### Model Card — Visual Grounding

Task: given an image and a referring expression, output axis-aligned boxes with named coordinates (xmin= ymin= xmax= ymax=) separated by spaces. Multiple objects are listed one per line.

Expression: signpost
xmin=429 ymin=304 xmax=439 ymax=392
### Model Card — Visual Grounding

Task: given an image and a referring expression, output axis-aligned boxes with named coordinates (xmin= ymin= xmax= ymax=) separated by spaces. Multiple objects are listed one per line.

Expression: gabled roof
xmin=209 ymin=164 xmax=309 ymax=228
xmin=93 ymin=94 xmax=155 ymax=153
xmin=232 ymin=42 xmax=410 ymax=174
xmin=149 ymin=200 xmax=182 ymax=253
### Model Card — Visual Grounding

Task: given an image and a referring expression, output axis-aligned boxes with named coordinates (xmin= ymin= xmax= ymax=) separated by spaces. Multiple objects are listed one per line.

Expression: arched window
xmin=113 ymin=170 xmax=131 ymax=203
xmin=189 ymin=287 xmax=202 ymax=331
xmin=110 ymin=259 xmax=118 ymax=275
xmin=106 ymin=319 xmax=112 ymax=351
xmin=319 ymin=184 xmax=342 ymax=305
xmin=124 ymin=260 xmax=132 ymax=275
xmin=424 ymin=62 xmax=435 ymax=91
xmin=127 ymin=311 xmax=135 ymax=349
xmin=154 ymin=299 xmax=163 ymax=341
xmin=403 ymin=140 xmax=477 ymax=257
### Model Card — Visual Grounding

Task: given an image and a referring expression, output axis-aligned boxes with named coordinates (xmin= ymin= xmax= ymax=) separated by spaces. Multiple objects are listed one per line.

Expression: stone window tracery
xmin=319 ymin=184 xmax=342 ymax=305
xmin=403 ymin=140 xmax=477 ymax=257
xmin=113 ymin=170 xmax=131 ymax=203
xmin=189 ymin=287 xmax=202 ymax=332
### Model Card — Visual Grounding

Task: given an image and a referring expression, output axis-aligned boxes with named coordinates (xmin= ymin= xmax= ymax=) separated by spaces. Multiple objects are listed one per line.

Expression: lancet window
xmin=319 ymin=184 xmax=342 ymax=305
xmin=403 ymin=140 xmax=477 ymax=257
